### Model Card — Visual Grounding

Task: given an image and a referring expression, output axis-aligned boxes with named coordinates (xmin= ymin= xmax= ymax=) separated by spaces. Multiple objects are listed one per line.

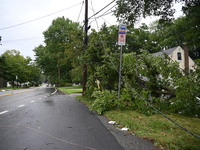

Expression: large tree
xmin=34 ymin=17 xmax=83 ymax=85
xmin=1 ymin=50 xmax=41 ymax=87
xmin=114 ymin=0 xmax=199 ymax=25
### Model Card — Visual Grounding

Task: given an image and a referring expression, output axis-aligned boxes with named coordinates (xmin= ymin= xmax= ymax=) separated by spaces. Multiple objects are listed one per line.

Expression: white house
xmin=154 ymin=46 xmax=196 ymax=73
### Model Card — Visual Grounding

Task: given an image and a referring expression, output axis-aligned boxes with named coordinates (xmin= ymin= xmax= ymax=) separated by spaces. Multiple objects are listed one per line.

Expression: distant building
xmin=153 ymin=46 xmax=196 ymax=73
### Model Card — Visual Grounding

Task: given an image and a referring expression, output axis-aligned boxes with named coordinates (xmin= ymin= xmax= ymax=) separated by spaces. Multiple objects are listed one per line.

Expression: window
xmin=177 ymin=52 xmax=182 ymax=60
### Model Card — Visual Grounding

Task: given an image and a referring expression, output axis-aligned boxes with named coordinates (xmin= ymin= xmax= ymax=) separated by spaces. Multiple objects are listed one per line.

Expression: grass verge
xmin=76 ymin=96 xmax=200 ymax=150
xmin=58 ymin=86 xmax=82 ymax=94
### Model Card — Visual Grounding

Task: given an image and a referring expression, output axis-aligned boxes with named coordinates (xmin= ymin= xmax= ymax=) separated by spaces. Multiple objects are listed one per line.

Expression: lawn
xmin=105 ymin=110 xmax=200 ymax=150
xmin=58 ymin=86 xmax=82 ymax=94
xmin=76 ymin=96 xmax=200 ymax=150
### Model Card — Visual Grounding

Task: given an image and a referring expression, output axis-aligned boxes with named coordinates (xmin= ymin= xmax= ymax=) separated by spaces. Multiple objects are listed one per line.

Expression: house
xmin=153 ymin=46 xmax=196 ymax=73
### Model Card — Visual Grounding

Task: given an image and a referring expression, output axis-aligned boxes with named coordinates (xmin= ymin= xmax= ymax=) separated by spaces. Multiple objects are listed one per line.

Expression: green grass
xmin=75 ymin=96 xmax=200 ymax=150
xmin=58 ymin=86 xmax=82 ymax=94
xmin=105 ymin=110 xmax=200 ymax=150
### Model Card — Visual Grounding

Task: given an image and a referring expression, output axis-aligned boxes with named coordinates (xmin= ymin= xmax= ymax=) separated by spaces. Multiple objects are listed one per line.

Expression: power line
xmin=0 ymin=2 xmax=82 ymax=30
xmin=88 ymin=0 xmax=116 ymax=20
xmin=2 ymin=36 xmax=43 ymax=44
xmin=90 ymin=4 xmax=116 ymax=20
xmin=89 ymin=0 xmax=117 ymax=28
xmin=77 ymin=1 xmax=84 ymax=22
xmin=89 ymin=5 xmax=116 ymax=26
xmin=90 ymin=0 xmax=101 ymax=30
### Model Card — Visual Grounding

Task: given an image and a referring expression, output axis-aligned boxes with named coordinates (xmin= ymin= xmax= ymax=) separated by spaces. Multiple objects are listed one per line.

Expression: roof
xmin=153 ymin=46 xmax=179 ymax=56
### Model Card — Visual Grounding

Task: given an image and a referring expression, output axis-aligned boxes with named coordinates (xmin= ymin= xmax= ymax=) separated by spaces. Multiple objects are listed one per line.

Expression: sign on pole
xmin=118 ymin=24 xmax=127 ymax=100
xmin=118 ymin=24 xmax=127 ymax=45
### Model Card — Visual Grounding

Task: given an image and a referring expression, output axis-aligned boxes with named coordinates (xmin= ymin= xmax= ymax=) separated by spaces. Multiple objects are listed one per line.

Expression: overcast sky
xmin=0 ymin=0 xmax=183 ymax=60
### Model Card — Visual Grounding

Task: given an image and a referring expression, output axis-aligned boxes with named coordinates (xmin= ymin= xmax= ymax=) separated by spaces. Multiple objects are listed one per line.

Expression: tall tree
xmin=148 ymin=17 xmax=200 ymax=59
xmin=114 ymin=0 xmax=199 ymax=25
xmin=115 ymin=0 xmax=177 ymax=25
xmin=1 ymin=50 xmax=41 ymax=86
xmin=35 ymin=17 xmax=83 ymax=85
xmin=183 ymin=1 xmax=200 ymax=59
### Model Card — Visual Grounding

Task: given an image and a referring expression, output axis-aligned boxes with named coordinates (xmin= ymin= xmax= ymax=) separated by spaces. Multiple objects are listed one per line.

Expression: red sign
xmin=118 ymin=24 xmax=126 ymax=45
xmin=118 ymin=33 xmax=126 ymax=45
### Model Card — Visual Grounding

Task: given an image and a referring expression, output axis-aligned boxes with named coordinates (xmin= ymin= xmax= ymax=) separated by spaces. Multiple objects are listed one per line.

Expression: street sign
xmin=118 ymin=24 xmax=127 ymax=45
xmin=119 ymin=24 xmax=126 ymax=31
xmin=118 ymin=34 xmax=126 ymax=45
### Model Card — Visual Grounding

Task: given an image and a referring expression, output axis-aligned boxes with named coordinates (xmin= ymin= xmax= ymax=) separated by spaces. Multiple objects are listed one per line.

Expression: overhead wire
xmin=89 ymin=4 xmax=117 ymax=26
xmin=90 ymin=0 xmax=101 ymax=30
xmin=0 ymin=2 xmax=83 ymax=30
xmin=88 ymin=0 xmax=116 ymax=20
xmin=2 ymin=36 xmax=43 ymax=44
xmin=90 ymin=4 xmax=117 ymax=20
xmin=77 ymin=1 xmax=85 ymax=22
xmin=89 ymin=10 xmax=114 ymax=26
xmin=89 ymin=0 xmax=200 ymax=140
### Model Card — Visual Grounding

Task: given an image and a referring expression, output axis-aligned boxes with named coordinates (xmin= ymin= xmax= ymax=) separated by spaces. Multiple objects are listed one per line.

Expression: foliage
xmin=171 ymin=63 xmax=200 ymax=116
xmin=124 ymin=51 xmax=181 ymax=95
xmin=90 ymin=90 xmax=118 ymax=114
xmin=149 ymin=17 xmax=200 ymax=60
xmin=114 ymin=0 xmax=199 ymax=25
xmin=85 ymin=48 xmax=200 ymax=117
xmin=115 ymin=0 xmax=200 ymax=59
xmin=33 ymin=14 xmax=200 ymax=117
xmin=0 ymin=50 xmax=41 ymax=87
xmin=85 ymin=25 xmax=120 ymax=96
xmin=34 ymin=17 xmax=83 ymax=85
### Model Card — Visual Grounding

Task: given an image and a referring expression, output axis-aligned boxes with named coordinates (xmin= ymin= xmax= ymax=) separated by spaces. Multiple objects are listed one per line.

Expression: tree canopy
xmin=0 ymin=50 xmax=41 ymax=87
xmin=34 ymin=17 xmax=83 ymax=86
xmin=115 ymin=0 xmax=200 ymax=25
xmin=33 ymin=12 xmax=200 ymax=117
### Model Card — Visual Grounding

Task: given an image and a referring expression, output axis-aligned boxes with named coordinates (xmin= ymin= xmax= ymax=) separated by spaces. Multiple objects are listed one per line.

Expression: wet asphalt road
xmin=0 ymin=87 xmax=125 ymax=150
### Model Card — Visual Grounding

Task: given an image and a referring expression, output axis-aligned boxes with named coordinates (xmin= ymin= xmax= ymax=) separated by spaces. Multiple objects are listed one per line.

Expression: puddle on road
xmin=43 ymin=100 xmax=55 ymax=106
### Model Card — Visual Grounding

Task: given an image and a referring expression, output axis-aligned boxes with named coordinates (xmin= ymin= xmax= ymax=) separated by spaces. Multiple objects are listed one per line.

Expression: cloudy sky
xmin=0 ymin=0 xmax=183 ymax=60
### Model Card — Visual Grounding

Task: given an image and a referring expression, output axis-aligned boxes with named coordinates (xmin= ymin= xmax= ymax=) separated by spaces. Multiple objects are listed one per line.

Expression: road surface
xmin=0 ymin=87 xmax=125 ymax=150
xmin=0 ymin=87 xmax=157 ymax=150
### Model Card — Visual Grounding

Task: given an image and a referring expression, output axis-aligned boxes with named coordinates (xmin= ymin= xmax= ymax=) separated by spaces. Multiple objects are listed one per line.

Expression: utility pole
xmin=118 ymin=45 xmax=123 ymax=99
xmin=82 ymin=0 xmax=88 ymax=96
xmin=0 ymin=36 xmax=2 ymax=45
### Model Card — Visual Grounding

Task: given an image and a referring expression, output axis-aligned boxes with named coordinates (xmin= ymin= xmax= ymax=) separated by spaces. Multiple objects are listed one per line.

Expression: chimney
xmin=182 ymin=44 xmax=189 ymax=75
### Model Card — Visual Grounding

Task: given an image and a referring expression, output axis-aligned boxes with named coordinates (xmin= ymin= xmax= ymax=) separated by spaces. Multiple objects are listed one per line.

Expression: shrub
xmin=90 ymin=90 xmax=118 ymax=114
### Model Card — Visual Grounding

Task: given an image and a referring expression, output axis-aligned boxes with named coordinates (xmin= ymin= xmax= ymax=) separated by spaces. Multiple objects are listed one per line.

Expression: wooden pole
xmin=82 ymin=0 xmax=88 ymax=96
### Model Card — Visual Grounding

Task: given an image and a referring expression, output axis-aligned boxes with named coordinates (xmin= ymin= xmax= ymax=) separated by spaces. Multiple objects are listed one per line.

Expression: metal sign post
xmin=118 ymin=24 xmax=127 ymax=100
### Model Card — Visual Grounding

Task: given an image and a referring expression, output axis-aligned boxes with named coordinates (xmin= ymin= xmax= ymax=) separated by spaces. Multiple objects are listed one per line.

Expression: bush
xmin=90 ymin=90 xmax=118 ymax=114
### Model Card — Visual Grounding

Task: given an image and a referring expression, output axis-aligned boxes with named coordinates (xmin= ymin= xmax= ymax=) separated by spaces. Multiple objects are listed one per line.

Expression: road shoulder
xmin=69 ymin=93 xmax=159 ymax=150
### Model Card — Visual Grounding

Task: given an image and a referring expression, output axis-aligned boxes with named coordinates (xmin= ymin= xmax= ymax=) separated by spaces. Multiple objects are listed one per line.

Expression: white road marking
xmin=0 ymin=110 xmax=9 ymax=115
xmin=51 ymin=89 xmax=57 ymax=95
xmin=44 ymin=96 xmax=47 ymax=98
xmin=18 ymin=104 xmax=25 ymax=108
xmin=30 ymin=100 xmax=35 ymax=103
xmin=39 ymin=98 xmax=42 ymax=100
